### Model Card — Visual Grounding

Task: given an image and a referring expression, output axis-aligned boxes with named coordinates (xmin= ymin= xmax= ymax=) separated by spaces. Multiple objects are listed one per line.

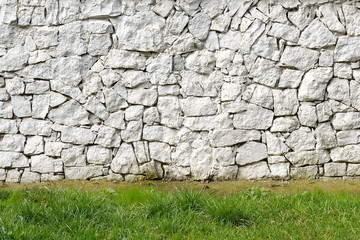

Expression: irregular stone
xmin=50 ymin=80 xmax=85 ymax=104
xmin=180 ymin=97 xmax=217 ymax=117
xmin=111 ymin=11 xmax=165 ymax=52
xmin=0 ymin=151 xmax=28 ymax=168
xmin=204 ymin=31 xmax=219 ymax=51
xmin=190 ymin=138 xmax=214 ymax=180
xmin=99 ymin=69 xmax=120 ymax=87
xmin=139 ymin=161 xmax=163 ymax=179
xmin=61 ymin=146 xmax=86 ymax=167
xmin=315 ymin=123 xmax=336 ymax=150
xmin=268 ymin=156 xmax=288 ymax=164
xmin=121 ymin=120 xmax=142 ymax=143
xmin=124 ymin=106 xmax=144 ymax=121
xmin=330 ymin=145 xmax=360 ymax=163
xmin=158 ymin=96 xmax=182 ymax=128
xmin=21 ymin=171 xmax=40 ymax=183
xmin=273 ymin=89 xmax=299 ymax=116
xmin=213 ymin=165 xmax=238 ymax=181
xmin=11 ymin=96 xmax=32 ymax=118
xmin=342 ymin=3 xmax=360 ymax=36
xmin=133 ymin=141 xmax=150 ymax=164
xmin=249 ymin=58 xmax=280 ymax=87
xmin=332 ymin=112 xmax=360 ymax=130
xmin=233 ymin=104 xmax=274 ymax=130
xmin=158 ymin=85 xmax=180 ymax=96
xmin=48 ymin=100 xmax=90 ymax=126
xmin=252 ymin=35 xmax=280 ymax=61
xmin=121 ymin=70 xmax=148 ymax=88
xmin=105 ymin=49 xmax=146 ymax=70
xmin=268 ymin=23 xmax=300 ymax=42
xmin=334 ymin=63 xmax=352 ymax=79
xmin=83 ymin=96 xmax=109 ymax=120
xmin=213 ymin=147 xmax=235 ymax=166
xmin=247 ymin=84 xmax=274 ymax=109
xmin=25 ymin=81 xmax=49 ymax=94
xmin=316 ymin=102 xmax=332 ymax=123
xmin=269 ymin=163 xmax=290 ymax=179
xmin=280 ymin=46 xmax=319 ymax=71
xmin=88 ymin=34 xmax=111 ymax=56
xmin=40 ymin=174 xmax=64 ymax=182
xmin=32 ymin=94 xmax=50 ymax=119
xmin=347 ymin=164 xmax=360 ymax=176
xmin=65 ymin=166 xmax=103 ymax=180
xmin=286 ymin=127 xmax=316 ymax=151
xmin=0 ymin=102 xmax=13 ymax=119
xmin=143 ymin=107 xmax=160 ymax=125
xmin=147 ymin=54 xmax=173 ymax=74
xmin=285 ymin=150 xmax=330 ymax=167
xmin=290 ymin=166 xmax=318 ymax=179
xmin=6 ymin=169 xmax=21 ymax=183
xmin=298 ymin=104 xmax=317 ymax=127
xmin=179 ymin=70 xmax=221 ymax=97
xmin=149 ymin=142 xmax=171 ymax=163
xmin=298 ymin=67 xmax=333 ymax=101
xmin=142 ymin=125 xmax=177 ymax=145
xmin=298 ymin=19 xmax=336 ymax=48
xmin=103 ymin=88 xmax=128 ymax=112
xmin=24 ymin=136 xmax=43 ymax=155
xmin=238 ymin=161 xmax=270 ymax=180
xmin=31 ymin=155 xmax=58 ymax=173
xmin=45 ymin=142 xmax=67 ymax=157
xmin=169 ymin=32 xmax=203 ymax=54
xmin=6 ymin=78 xmax=25 ymax=95
xmin=0 ymin=89 xmax=9 ymax=101
xmin=53 ymin=57 xmax=84 ymax=87
xmin=166 ymin=11 xmax=189 ymax=35
xmin=270 ymin=117 xmax=300 ymax=132
xmin=127 ymin=88 xmax=157 ymax=106
xmin=20 ymin=118 xmax=51 ymax=136
xmin=210 ymin=129 xmax=261 ymax=147
xmin=49 ymin=92 xmax=67 ymax=108
xmin=329 ymin=99 xmax=353 ymax=113
xmin=54 ymin=125 xmax=96 ymax=145
xmin=221 ymin=82 xmax=242 ymax=101
xmin=56 ymin=22 xmax=87 ymax=56
xmin=164 ymin=165 xmax=190 ymax=180
xmin=327 ymin=78 xmax=350 ymax=106
xmin=153 ymin=0 xmax=173 ymax=18
xmin=110 ymin=143 xmax=139 ymax=174
xmin=350 ymin=81 xmax=360 ymax=111
xmin=324 ymin=163 xmax=346 ymax=177
xmin=334 ymin=36 xmax=360 ymax=62
xmin=95 ymin=125 xmax=121 ymax=147
xmin=319 ymin=50 xmax=334 ymax=67
xmin=337 ymin=130 xmax=360 ymax=146
xmin=188 ymin=12 xmax=211 ymax=40
xmin=185 ymin=50 xmax=215 ymax=74
xmin=0 ymin=119 xmax=17 ymax=134
xmin=80 ymin=0 xmax=121 ymax=19
xmin=236 ymin=142 xmax=268 ymax=166
xmin=319 ymin=3 xmax=345 ymax=33
xmin=210 ymin=14 xmax=231 ymax=33
xmin=184 ymin=113 xmax=233 ymax=131
xmin=0 ymin=46 xmax=29 ymax=72
xmin=265 ymin=132 xmax=290 ymax=155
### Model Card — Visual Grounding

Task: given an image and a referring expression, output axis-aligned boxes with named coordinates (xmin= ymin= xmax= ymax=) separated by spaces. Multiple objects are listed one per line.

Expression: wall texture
xmin=0 ymin=0 xmax=360 ymax=183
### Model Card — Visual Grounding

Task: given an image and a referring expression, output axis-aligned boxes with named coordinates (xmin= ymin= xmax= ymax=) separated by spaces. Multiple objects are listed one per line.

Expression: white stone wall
xmin=0 ymin=0 xmax=360 ymax=183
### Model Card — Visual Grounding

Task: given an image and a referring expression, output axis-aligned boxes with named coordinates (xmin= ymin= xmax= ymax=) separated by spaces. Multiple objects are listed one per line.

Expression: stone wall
xmin=1 ymin=0 xmax=360 ymax=183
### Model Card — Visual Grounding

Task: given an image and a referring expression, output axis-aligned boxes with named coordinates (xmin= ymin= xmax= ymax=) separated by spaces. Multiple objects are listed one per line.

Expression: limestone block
xmin=285 ymin=127 xmax=316 ymax=151
xmin=121 ymin=120 xmax=142 ymax=143
xmin=24 ymin=136 xmax=43 ymax=155
xmin=95 ymin=125 xmax=121 ymax=148
xmin=290 ymin=166 xmax=318 ymax=179
xmin=110 ymin=143 xmax=139 ymax=174
xmin=210 ymin=129 xmax=261 ymax=147
xmin=48 ymin=100 xmax=89 ymax=126
xmin=149 ymin=142 xmax=171 ymax=163
xmin=298 ymin=104 xmax=317 ymax=127
xmin=298 ymin=67 xmax=333 ymax=101
xmin=330 ymin=145 xmax=360 ymax=163
xmin=285 ymin=150 xmax=330 ymax=167
xmin=273 ymin=89 xmax=299 ymax=116
xmin=20 ymin=118 xmax=51 ymax=136
xmin=324 ymin=163 xmax=346 ymax=177
xmin=298 ymin=19 xmax=336 ymax=48
xmin=180 ymin=97 xmax=217 ymax=117
xmin=315 ymin=123 xmax=336 ymax=150
xmin=62 ymin=146 xmax=86 ymax=167
xmin=0 ymin=134 xmax=25 ymax=152
xmin=54 ymin=125 xmax=96 ymax=145
xmin=65 ymin=166 xmax=104 ymax=180
xmin=236 ymin=142 xmax=268 ymax=166
xmin=233 ymin=104 xmax=274 ymax=130
xmin=280 ymin=46 xmax=319 ymax=71
xmin=238 ymin=161 xmax=270 ymax=180
xmin=269 ymin=163 xmax=290 ymax=179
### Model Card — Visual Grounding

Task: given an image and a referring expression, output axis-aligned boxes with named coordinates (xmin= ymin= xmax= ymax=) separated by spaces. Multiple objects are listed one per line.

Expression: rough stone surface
xmin=1 ymin=0 xmax=360 ymax=182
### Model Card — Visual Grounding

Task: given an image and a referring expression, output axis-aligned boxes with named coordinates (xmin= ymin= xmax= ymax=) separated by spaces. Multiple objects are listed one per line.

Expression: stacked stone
xmin=1 ymin=0 xmax=360 ymax=183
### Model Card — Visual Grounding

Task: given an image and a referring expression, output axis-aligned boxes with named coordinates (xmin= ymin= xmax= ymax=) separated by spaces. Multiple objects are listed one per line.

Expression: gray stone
xmin=334 ymin=37 xmax=360 ymax=62
xmin=350 ymin=81 xmax=360 ymax=111
xmin=32 ymin=94 xmax=50 ymax=119
xmin=45 ymin=142 xmax=68 ymax=157
xmin=179 ymin=70 xmax=220 ymax=97
xmin=249 ymin=58 xmax=280 ymax=88
xmin=298 ymin=67 xmax=333 ymax=101
xmin=342 ymin=3 xmax=360 ymax=36
xmin=315 ymin=123 xmax=337 ymax=150
xmin=285 ymin=150 xmax=330 ymax=167
xmin=330 ymin=145 xmax=360 ymax=163
xmin=20 ymin=118 xmax=51 ymax=136
xmin=111 ymin=143 xmax=139 ymax=174
xmin=210 ymin=14 xmax=231 ymax=33
xmin=83 ymin=96 xmax=109 ymax=120
xmin=190 ymin=138 xmax=214 ymax=180
xmin=0 ymin=46 xmax=29 ymax=71
xmin=319 ymin=50 xmax=334 ymax=67
xmin=12 ymin=96 xmax=32 ymax=118
xmin=149 ymin=142 xmax=171 ymax=163
xmin=290 ymin=166 xmax=318 ymax=179
xmin=236 ymin=142 xmax=268 ymax=166
xmin=188 ymin=12 xmax=211 ymax=40
xmin=347 ymin=164 xmax=360 ymax=176
xmin=54 ymin=125 xmax=96 ymax=145
xmin=62 ymin=146 xmax=86 ymax=167
xmin=24 ymin=136 xmax=44 ymax=155
xmin=233 ymin=104 xmax=274 ymax=130
xmin=48 ymin=100 xmax=90 ymax=126
xmin=332 ymin=112 xmax=360 ymax=130
xmin=280 ymin=46 xmax=319 ymax=71
xmin=65 ymin=166 xmax=103 ymax=180
xmin=265 ymin=132 xmax=290 ymax=155
xmin=21 ymin=171 xmax=40 ymax=183
xmin=238 ymin=161 xmax=270 ymax=180
xmin=316 ymin=102 xmax=332 ymax=123
xmin=25 ymin=81 xmax=49 ymax=94
xmin=210 ymin=129 xmax=261 ymax=147
xmin=273 ymin=89 xmax=299 ymax=116
xmin=133 ymin=141 xmax=150 ymax=164
xmin=298 ymin=19 xmax=336 ymax=48
xmin=142 ymin=125 xmax=177 ymax=145
xmin=95 ymin=125 xmax=121 ymax=147
xmin=213 ymin=147 xmax=235 ymax=166
xmin=121 ymin=120 xmax=142 ymax=143
xmin=128 ymin=88 xmax=157 ymax=106
xmin=278 ymin=69 xmax=304 ymax=89
xmin=103 ymin=88 xmax=128 ymax=112
xmin=143 ymin=107 xmax=160 ymax=125
xmin=6 ymin=169 xmax=21 ymax=183
xmin=185 ymin=50 xmax=215 ymax=74
xmin=167 ymin=11 xmax=189 ymax=35
xmin=270 ymin=163 xmax=290 ymax=179
xmin=0 ymin=134 xmax=25 ymax=152
xmin=49 ymin=92 xmax=67 ymax=108
xmin=286 ymin=127 xmax=316 ymax=151
xmin=180 ymin=97 xmax=217 ymax=117
xmin=270 ymin=116 xmax=300 ymax=132
xmin=319 ymin=3 xmax=345 ymax=33
xmin=337 ymin=130 xmax=360 ymax=146
xmin=104 ymin=111 xmax=126 ymax=130
xmin=31 ymin=155 xmax=58 ymax=173
xmin=324 ymin=163 xmax=346 ymax=177
xmin=334 ymin=63 xmax=352 ymax=79
xmin=252 ymin=35 xmax=280 ymax=61
xmin=6 ymin=78 xmax=25 ymax=95
xmin=247 ymin=84 xmax=274 ymax=109
xmin=268 ymin=23 xmax=300 ymax=42
xmin=0 ymin=119 xmax=17 ymax=134
xmin=298 ymin=104 xmax=317 ymax=127
xmin=105 ymin=49 xmax=146 ymax=70
xmin=157 ymin=96 xmax=182 ymax=128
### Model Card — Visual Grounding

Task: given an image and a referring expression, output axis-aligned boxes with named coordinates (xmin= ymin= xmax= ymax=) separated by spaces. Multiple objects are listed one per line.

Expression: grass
xmin=0 ymin=183 xmax=360 ymax=239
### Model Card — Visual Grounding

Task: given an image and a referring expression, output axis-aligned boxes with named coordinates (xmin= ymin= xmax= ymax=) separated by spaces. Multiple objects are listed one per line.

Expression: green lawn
xmin=1 ymin=184 xmax=360 ymax=239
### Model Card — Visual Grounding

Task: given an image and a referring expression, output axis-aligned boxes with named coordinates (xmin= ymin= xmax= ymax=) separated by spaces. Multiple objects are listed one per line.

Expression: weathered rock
xmin=290 ymin=166 xmax=318 ymax=179
xmin=20 ymin=118 xmax=51 ymax=136
xmin=342 ymin=3 xmax=360 ymax=36
xmin=330 ymin=145 xmax=360 ymax=163
xmin=105 ymin=49 xmax=146 ymax=70
xmin=128 ymin=88 xmax=157 ymax=106
xmin=103 ymin=88 xmax=128 ymax=112
xmin=316 ymin=102 xmax=332 ymax=123
xmin=133 ymin=141 xmax=150 ymax=164
xmin=350 ymin=81 xmax=360 ymax=111
xmin=233 ymin=104 xmax=274 ymax=130
xmin=21 ymin=170 xmax=41 ymax=183
xmin=6 ymin=169 xmax=21 ymax=183
xmin=54 ymin=125 xmax=96 ymax=145
xmin=149 ymin=142 xmax=171 ymax=163
xmin=270 ymin=116 xmax=300 ymax=132
xmin=111 ymin=11 xmax=165 ymax=52
xmin=315 ymin=123 xmax=337 ymax=150
xmin=65 ymin=166 xmax=104 ymax=180
xmin=0 ymin=46 xmax=29 ymax=72
xmin=190 ymin=138 xmax=214 ymax=180
xmin=188 ymin=12 xmax=211 ymax=40
xmin=12 ymin=96 xmax=31 ymax=118
xmin=337 ymin=130 xmax=360 ymax=146
xmin=95 ymin=125 xmax=121 ymax=147
xmin=273 ymin=89 xmax=299 ymax=116
xmin=24 ymin=136 xmax=43 ymax=155
xmin=298 ymin=104 xmax=317 ymax=127
xmin=269 ymin=163 xmax=290 ymax=179
xmin=246 ymin=84 xmax=273 ymax=109
xmin=332 ymin=112 xmax=360 ymax=130
xmin=121 ymin=120 xmax=142 ymax=143
xmin=319 ymin=3 xmax=345 ymax=33
xmin=80 ymin=0 xmax=121 ymax=19
xmin=62 ymin=146 xmax=86 ymax=167
xmin=334 ymin=63 xmax=352 ymax=79
xmin=163 ymin=165 xmax=190 ymax=180
xmin=0 ymin=152 xmax=28 ymax=168
xmin=328 ymin=78 xmax=351 ymax=105
xmin=319 ymin=50 xmax=334 ymax=67
xmin=238 ymin=161 xmax=270 ymax=180
xmin=236 ymin=142 xmax=268 ymax=166
xmin=298 ymin=19 xmax=336 ymax=48
xmin=280 ymin=46 xmax=319 ymax=71
xmin=32 ymin=94 xmax=50 ymax=119
xmin=265 ymin=132 xmax=290 ymax=155
xmin=213 ymin=147 xmax=235 ymax=166
xmin=31 ymin=155 xmax=58 ymax=173
xmin=324 ymin=163 xmax=347 ymax=177
xmin=185 ymin=50 xmax=215 ymax=74
xmin=48 ymin=100 xmax=90 ymax=126
xmin=180 ymin=97 xmax=217 ymax=117
xmin=249 ymin=58 xmax=280 ymax=87
xmin=334 ymin=37 xmax=360 ymax=62
xmin=298 ymin=67 xmax=333 ymax=101
xmin=184 ymin=113 xmax=233 ymax=131
xmin=285 ymin=150 xmax=330 ymax=167
xmin=111 ymin=143 xmax=139 ymax=174
xmin=210 ymin=129 xmax=261 ymax=147
xmin=143 ymin=107 xmax=160 ymax=125
xmin=179 ymin=70 xmax=221 ymax=97
xmin=0 ymin=102 xmax=12 ymax=119
xmin=347 ymin=164 xmax=360 ymax=176
xmin=45 ymin=142 xmax=68 ymax=157
xmin=0 ymin=134 xmax=25 ymax=152
xmin=286 ymin=127 xmax=316 ymax=151
xmin=142 ymin=125 xmax=177 ymax=145
xmin=213 ymin=165 xmax=238 ymax=181
xmin=83 ymin=96 xmax=109 ymax=120
xmin=268 ymin=23 xmax=300 ymax=42
xmin=157 ymin=96 xmax=182 ymax=128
